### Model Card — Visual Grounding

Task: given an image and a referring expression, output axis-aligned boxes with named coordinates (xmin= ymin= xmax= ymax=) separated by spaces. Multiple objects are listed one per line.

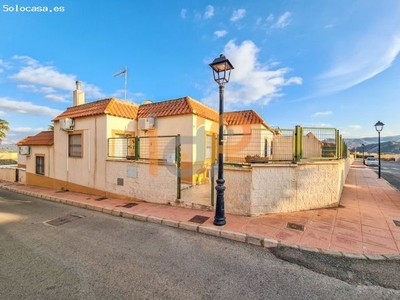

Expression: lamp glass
xmin=374 ymin=121 xmax=384 ymax=132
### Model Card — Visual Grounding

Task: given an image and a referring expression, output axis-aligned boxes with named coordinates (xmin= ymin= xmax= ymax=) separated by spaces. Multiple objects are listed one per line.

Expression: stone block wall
xmin=224 ymin=158 xmax=352 ymax=216
xmin=224 ymin=167 xmax=252 ymax=215
xmin=0 ymin=167 xmax=17 ymax=182
xmin=106 ymin=160 xmax=177 ymax=204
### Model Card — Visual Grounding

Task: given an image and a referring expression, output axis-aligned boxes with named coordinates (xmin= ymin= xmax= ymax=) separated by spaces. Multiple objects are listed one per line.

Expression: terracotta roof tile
xmin=137 ymin=96 xmax=220 ymax=123
xmin=224 ymin=110 xmax=272 ymax=130
xmin=16 ymin=131 xmax=54 ymax=146
xmin=52 ymin=98 xmax=139 ymax=121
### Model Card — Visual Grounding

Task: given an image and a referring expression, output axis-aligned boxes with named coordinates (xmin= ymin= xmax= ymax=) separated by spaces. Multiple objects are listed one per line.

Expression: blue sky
xmin=1 ymin=0 xmax=399 ymax=145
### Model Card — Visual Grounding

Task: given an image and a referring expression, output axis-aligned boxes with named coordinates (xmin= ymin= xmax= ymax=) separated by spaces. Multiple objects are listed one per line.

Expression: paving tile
xmin=300 ymin=228 xmax=331 ymax=249
xmin=306 ymin=220 xmax=333 ymax=233
xmin=273 ymin=229 xmax=303 ymax=244
xmin=337 ymin=207 xmax=360 ymax=216
xmin=316 ymin=209 xmax=338 ymax=217
xmin=335 ymin=219 xmax=362 ymax=232
xmin=362 ymin=233 xmax=398 ymax=250
xmin=243 ymin=223 xmax=279 ymax=237
xmin=333 ymin=227 xmax=363 ymax=242
xmin=289 ymin=210 xmax=316 ymax=219
xmin=392 ymin=231 xmax=400 ymax=241
xmin=223 ymin=221 xmax=247 ymax=233
xmin=387 ymin=222 xmax=400 ymax=233
xmin=329 ymin=244 xmax=357 ymax=254
xmin=248 ymin=216 xmax=287 ymax=229
xmin=360 ymin=211 xmax=381 ymax=220
xmin=283 ymin=216 xmax=310 ymax=227
xmin=360 ymin=218 xmax=389 ymax=230
xmin=331 ymin=234 xmax=364 ymax=253
xmin=361 ymin=225 xmax=392 ymax=239
xmin=336 ymin=212 xmax=361 ymax=224
xmin=362 ymin=243 xmax=400 ymax=255
xmin=312 ymin=214 xmax=336 ymax=225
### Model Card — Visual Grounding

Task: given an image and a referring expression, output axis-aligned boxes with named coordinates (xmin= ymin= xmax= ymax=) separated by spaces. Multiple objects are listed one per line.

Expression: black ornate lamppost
xmin=361 ymin=143 xmax=365 ymax=164
xmin=209 ymin=54 xmax=234 ymax=226
xmin=374 ymin=121 xmax=384 ymax=179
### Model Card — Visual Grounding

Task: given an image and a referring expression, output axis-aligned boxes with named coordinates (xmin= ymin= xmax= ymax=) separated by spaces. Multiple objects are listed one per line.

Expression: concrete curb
xmin=2 ymin=184 xmax=399 ymax=261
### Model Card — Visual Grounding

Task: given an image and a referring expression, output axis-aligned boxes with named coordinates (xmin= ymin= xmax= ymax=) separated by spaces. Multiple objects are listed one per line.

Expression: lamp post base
xmin=213 ymin=217 xmax=226 ymax=226
xmin=213 ymin=180 xmax=226 ymax=226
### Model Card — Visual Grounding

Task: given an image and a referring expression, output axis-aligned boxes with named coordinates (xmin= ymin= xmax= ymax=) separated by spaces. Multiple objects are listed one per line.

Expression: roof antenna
xmin=113 ymin=67 xmax=128 ymax=100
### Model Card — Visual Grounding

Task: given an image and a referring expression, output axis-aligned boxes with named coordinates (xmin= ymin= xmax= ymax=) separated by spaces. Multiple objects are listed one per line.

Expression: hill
xmin=345 ymin=135 xmax=400 ymax=146
xmin=349 ymin=141 xmax=400 ymax=154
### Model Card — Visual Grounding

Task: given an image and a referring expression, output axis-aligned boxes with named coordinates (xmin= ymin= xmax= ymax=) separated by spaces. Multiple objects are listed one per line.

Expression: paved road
xmin=1 ymin=189 xmax=399 ymax=300
xmin=367 ymin=161 xmax=400 ymax=190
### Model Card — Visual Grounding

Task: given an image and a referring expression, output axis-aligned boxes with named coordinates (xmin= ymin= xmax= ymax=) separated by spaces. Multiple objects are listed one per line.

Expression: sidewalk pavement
xmin=1 ymin=160 xmax=400 ymax=260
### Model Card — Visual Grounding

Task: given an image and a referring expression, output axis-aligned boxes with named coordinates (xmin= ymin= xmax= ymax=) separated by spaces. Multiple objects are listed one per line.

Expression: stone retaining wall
xmin=225 ymin=158 xmax=353 ymax=216
xmin=106 ymin=160 xmax=177 ymax=204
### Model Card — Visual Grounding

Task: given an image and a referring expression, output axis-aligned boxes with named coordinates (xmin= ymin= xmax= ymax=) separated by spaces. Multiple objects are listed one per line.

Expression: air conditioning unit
xmin=138 ymin=117 xmax=155 ymax=131
xmin=19 ymin=146 xmax=30 ymax=155
xmin=59 ymin=118 xmax=74 ymax=131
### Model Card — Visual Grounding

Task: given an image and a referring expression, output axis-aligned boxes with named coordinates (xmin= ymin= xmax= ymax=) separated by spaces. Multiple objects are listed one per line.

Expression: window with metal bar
xmin=36 ymin=156 xmax=44 ymax=175
xmin=69 ymin=134 xmax=82 ymax=157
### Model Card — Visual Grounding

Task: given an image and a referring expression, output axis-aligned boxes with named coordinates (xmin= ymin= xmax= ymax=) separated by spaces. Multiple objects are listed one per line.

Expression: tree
xmin=0 ymin=119 xmax=10 ymax=143
xmin=47 ymin=123 xmax=54 ymax=131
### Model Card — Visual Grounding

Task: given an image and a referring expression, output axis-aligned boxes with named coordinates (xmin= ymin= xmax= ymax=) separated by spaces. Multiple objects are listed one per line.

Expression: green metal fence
xmin=300 ymin=127 xmax=338 ymax=160
xmin=107 ymin=127 xmax=349 ymax=167
xmin=224 ymin=128 xmax=295 ymax=164
xmin=138 ymin=135 xmax=177 ymax=162
xmin=107 ymin=137 xmax=135 ymax=159
xmin=107 ymin=134 xmax=181 ymax=199
xmin=107 ymin=135 xmax=178 ymax=162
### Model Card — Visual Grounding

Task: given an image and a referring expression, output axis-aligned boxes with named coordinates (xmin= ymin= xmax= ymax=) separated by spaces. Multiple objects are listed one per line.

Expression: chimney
xmin=73 ymin=80 xmax=85 ymax=106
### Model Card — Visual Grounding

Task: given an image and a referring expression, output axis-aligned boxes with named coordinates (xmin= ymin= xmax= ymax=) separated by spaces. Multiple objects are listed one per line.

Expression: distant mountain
xmin=0 ymin=145 xmax=18 ymax=152
xmin=345 ymin=135 xmax=400 ymax=146
xmin=349 ymin=141 xmax=400 ymax=154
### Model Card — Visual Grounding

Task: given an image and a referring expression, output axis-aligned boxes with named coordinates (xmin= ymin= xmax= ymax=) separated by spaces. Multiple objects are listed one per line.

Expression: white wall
xmin=224 ymin=158 xmax=352 ymax=216
xmin=106 ymin=160 xmax=177 ymax=204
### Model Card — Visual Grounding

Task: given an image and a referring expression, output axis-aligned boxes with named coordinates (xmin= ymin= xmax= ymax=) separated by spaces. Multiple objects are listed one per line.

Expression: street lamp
xmin=374 ymin=121 xmax=384 ymax=178
xmin=361 ymin=143 xmax=365 ymax=164
xmin=209 ymin=54 xmax=234 ymax=226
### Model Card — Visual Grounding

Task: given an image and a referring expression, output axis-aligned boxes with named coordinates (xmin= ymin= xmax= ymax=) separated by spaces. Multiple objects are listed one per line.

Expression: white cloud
xmin=44 ymin=94 xmax=69 ymax=103
xmin=349 ymin=125 xmax=361 ymax=130
xmin=266 ymin=14 xmax=274 ymax=22
xmin=81 ymin=82 xmax=105 ymax=99
xmin=318 ymin=35 xmax=400 ymax=94
xmin=0 ymin=59 xmax=11 ymax=70
xmin=10 ymin=126 xmax=47 ymax=134
xmin=274 ymin=12 xmax=291 ymax=28
xmin=204 ymin=5 xmax=214 ymax=19
xmin=12 ymin=55 xmax=39 ymax=66
xmin=11 ymin=66 xmax=76 ymax=90
xmin=202 ymin=40 xmax=302 ymax=109
xmin=214 ymin=30 xmax=228 ymax=38
xmin=230 ymin=9 xmax=246 ymax=22
xmin=311 ymin=111 xmax=333 ymax=117
xmin=10 ymin=56 xmax=105 ymax=99
xmin=0 ymin=97 xmax=62 ymax=117
xmin=17 ymin=84 xmax=56 ymax=94
xmin=319 ymin=36 xmax=400 ymax=93
xmin=180 ymin=8 xmax=187 ymax=19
